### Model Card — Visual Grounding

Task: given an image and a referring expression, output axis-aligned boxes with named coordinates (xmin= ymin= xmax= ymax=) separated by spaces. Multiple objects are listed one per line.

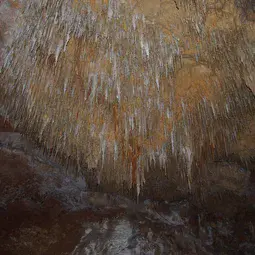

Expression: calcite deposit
xmin=0 ymin=0 xmax=254 ymax=196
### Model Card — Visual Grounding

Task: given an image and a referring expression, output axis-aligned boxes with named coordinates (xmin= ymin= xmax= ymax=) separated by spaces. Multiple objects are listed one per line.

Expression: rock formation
xmin=0 ymin=125 xmax=255 ymax=254
xmin=0 ymin=0 xmax=254 ymax=198
xmin=0 ymin=2 xmax=255 ymax=253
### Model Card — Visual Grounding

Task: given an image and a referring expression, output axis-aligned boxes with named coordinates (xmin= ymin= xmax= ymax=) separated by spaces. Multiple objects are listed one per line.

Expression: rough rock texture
xmin=230 ymin=116 xmax=255 ymax=161
xmin=0 ymin=126 xmax=255 ymax=254
xmin=1 ymin=1 xmax=255 ymax=253
xmin=0 ymin=0 xmax=255 ymax=196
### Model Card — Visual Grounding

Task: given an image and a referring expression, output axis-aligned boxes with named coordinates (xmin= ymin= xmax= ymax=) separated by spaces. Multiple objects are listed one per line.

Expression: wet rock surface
xmin=0 ymin=121 xmax=255 ymax=254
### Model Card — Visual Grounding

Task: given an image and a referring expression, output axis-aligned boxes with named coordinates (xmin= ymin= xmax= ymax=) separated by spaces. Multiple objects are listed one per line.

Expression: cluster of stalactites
xmin=1 ymin=0 xmax=254 ymax=196
xmin=2 ymin=0 xmax=183 ymax=196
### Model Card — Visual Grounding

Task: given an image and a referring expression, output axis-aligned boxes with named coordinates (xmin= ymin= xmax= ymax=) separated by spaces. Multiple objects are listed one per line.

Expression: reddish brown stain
xmin=0 ymin=116 xmax=14 ymax=132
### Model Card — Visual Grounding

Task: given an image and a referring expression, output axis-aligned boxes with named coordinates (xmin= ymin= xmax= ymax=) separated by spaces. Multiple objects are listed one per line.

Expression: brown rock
xmin=7 ymin=199 xmax=40 ymax=215
xmin=1 ymin=0 xmax=255 ymax=201
xmin=43 ymin=198 xmax=64 ymax=219
xmin=198 ymin=162 xmax=251 ymax=196
xmin=230 ymin=117 xmax=255 ymax=160
xmin=0 ymin=116 xmax=14 ymax=132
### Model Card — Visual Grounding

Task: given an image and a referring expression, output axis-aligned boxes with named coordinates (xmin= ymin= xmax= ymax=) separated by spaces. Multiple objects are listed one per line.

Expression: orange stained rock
xmin=174 ymin=63 xmax=216 ymax=116
xmin=128 ymin=141 xmax=142 ymax=185
xmin=72 ymin=0 xmax=109 ymax=13
xmin=8 ymin=0 xmax=21 ymax=9
xmin=13 ymin=0 xmax=253 ymax=182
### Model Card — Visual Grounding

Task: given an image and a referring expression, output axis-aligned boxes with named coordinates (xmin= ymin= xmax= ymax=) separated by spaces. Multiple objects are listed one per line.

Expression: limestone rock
xmin=0 ymin=0 xmax=254 ymax=194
